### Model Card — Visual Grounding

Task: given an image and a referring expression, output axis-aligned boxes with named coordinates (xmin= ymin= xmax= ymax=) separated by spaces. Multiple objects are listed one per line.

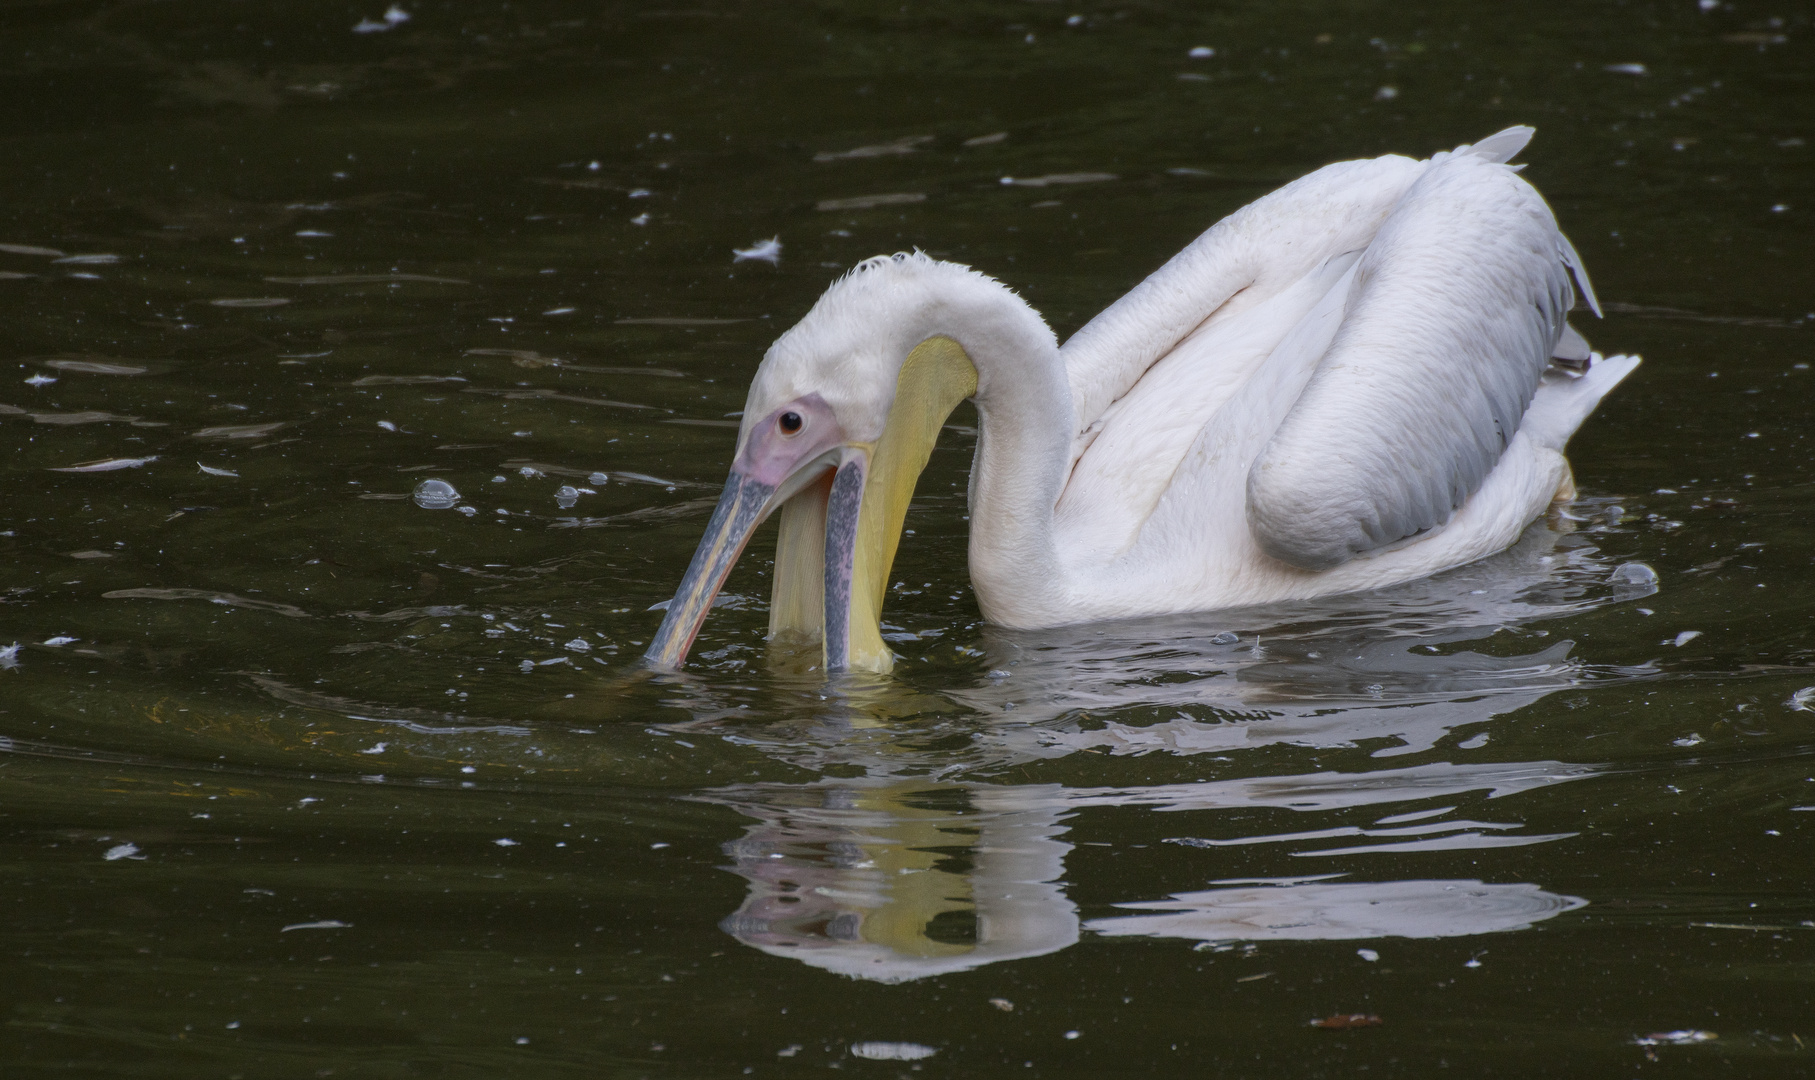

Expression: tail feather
xmin=1523 ymin=353 xmax=1640 ymax=451
xmin=1463 ymin=125 xmax=1536 ymax=164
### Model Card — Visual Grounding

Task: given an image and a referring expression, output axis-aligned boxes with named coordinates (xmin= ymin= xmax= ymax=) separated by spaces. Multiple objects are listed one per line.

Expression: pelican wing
xmin=1245 ymin=149 xmax=1586 ymax=571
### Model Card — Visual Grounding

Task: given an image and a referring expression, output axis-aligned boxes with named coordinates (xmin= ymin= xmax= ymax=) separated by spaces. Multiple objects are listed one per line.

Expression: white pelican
xmin=646 ymin=127 xmax=1639 ymax=674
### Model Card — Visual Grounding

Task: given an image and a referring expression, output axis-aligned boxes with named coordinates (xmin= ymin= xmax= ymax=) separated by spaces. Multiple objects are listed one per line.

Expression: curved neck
xmin=932 ymin=292 xmax=1075 ymax=628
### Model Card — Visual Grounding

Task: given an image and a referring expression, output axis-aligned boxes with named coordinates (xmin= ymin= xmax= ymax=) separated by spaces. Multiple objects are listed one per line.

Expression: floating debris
xmin=989 ymin=998 xmax=1015 ymax=1012
xmin=103 ymin=588 xmax=309 ymax=618
xmin=0 ymin=643 xmax=18 ymax=670
xmin=816 ymin=193 xmax=925 ymax=212
xmin=814 ymin=135 xmax=933 ymax=162
xmin=198 ymin=462 xmax=240 ymax=477
xmin=37 ymin=357 xmax=149 ymax=375
xmin=733 ymin=237 xmax=782 ymax=264
xmin=24 ymin=374 xmax=56 ymax=387
xmin=42 ymin=636 xmax=77 ymax=646
xmin=999 ymin=172 xmax=1117 ymax=187
xmin=49 ymin=456 xmax=157 ymax=472
xmin=1634 ymin=1030 xmax=1715 ymax=1046
xmin=265 ymin=273 xmax=466 ymax=285
xmin=32 ymin=410 xmax=138 ymax=425
xmin=192 ymin=421 xmax=286 ymax=440
xmin=1357 ymin=948 xmax=1379 ymax=961
xmin=850 ymin=1042 xmax=937 ymax=1062
xmin=353 ymin=4 xmax=410 ymax=32
xmin=1787 ymin=687 xmax=1815 ymax=711
xmin=1671 ymin=630 xmax=1702 ymax=647
xmin=103 ymin=842 xmax=144 ymax=861
xmin=351 ymin=374 xmax=468 ymax=385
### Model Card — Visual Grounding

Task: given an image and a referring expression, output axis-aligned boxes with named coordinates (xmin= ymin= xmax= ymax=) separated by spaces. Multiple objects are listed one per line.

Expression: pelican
xmin=646 ymin=127 xmax=1639 ymax=674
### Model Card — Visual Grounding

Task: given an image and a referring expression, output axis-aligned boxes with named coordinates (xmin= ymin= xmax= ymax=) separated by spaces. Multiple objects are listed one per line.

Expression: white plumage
xmin=647 ymin=127 xmax=1638 ymax=671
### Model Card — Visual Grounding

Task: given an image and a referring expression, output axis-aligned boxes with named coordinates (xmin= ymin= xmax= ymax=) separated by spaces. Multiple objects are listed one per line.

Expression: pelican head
xmin=645 ymin=253 xmax=1042 ymax=674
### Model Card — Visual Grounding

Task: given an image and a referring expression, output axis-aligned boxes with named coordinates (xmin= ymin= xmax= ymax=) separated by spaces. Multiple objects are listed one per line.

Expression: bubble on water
xmin=519 ymin=659 xmax=535 ymax=672
xmin=1188 ymin=45 xmax=1215 ymax=58
xmin=0 ymin=642 xmax=18 ymax=670
xmin=413 ymin=479 xmax=461 ymax=509
xmin=103 ymin=842 xmax=143 ymax=861
xmin=564 ymin=637 xmax=591 ymax=652
xmin=1607 ymin=562 xmax=1658 ymax=592
xmin=1357 ymin=948 xmax=1379 ymax=961
xmin=589 ymin=472 xmax=609 ymax=486
xmin=457 ymin=505 xmax=476 ymax=516
xmin=1787 ymin=687 xmax=1815 ymax=711
xmin=518 ymin=466 xmax=542 ymax=478
xmin=494 ymin=838 xmax=518 ymax=847
xmin=1671 ymin=630 xmax=1702 ymax=647
xmin=555 ymin=484 xmax=580 ymax=509
xmin=1212 ymin=631 xmax=1241 ymax=645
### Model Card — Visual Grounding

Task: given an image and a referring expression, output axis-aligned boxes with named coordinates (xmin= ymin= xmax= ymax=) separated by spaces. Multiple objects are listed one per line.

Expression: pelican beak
xmin=643 ymin=395 xmax=848 ymax=671
xmin=821 ymin=336 xmax=978 ymax=675
xmin=642 ymin=468 xmax=780 ymax=670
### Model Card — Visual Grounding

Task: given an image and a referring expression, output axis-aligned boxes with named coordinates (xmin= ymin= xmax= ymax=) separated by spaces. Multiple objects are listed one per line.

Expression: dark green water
xmin=2 ymin=1 xmax=1812 ymax=1076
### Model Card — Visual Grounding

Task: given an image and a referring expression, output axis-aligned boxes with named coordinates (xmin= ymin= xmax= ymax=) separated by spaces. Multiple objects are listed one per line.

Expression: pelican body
xmin=646 ymin=128 xmax=1638 ymax=674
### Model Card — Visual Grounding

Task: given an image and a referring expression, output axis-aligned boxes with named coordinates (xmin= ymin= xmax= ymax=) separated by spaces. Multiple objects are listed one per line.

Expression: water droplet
xmin=412 ymin=479 xmax=461 ymax=509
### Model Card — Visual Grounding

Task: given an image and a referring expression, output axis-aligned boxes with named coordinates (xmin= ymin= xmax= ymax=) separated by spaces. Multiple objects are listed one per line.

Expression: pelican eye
xmin=778 ymin=411 xmax=803 ymax=434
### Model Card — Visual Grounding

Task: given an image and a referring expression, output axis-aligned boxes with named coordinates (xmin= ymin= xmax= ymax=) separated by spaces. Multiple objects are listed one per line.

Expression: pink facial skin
xmin=734 ymin=393 xmax=848 ymax=489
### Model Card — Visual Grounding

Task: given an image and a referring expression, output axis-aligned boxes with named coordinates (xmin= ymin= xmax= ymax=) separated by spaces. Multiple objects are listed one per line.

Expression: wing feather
xmin=1245 ymin=152 xmax=1579 ymax=571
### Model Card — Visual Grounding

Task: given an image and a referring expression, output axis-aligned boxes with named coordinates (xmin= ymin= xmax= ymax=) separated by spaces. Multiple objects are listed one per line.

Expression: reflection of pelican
xmin=702 ymin=764 xmax=1595 ymax=982
xmin=706 ymin=781 xmax=1078 ymax=983
xmin=646 ymin=127 xmax=1639 ymax=673
xmin=1088 ymin=877 xmax=1586 ymax=944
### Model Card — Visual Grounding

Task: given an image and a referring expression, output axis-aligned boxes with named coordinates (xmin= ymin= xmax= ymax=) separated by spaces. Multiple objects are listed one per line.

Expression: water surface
xmin=2 ymin=1 xmax=1813 ymax=1076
